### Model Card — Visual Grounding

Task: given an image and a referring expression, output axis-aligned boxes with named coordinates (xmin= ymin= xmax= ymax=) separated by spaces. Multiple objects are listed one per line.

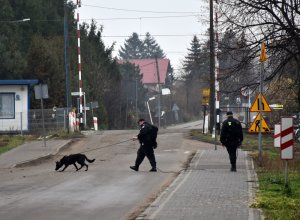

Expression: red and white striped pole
xmin=76 ymin=0 xmax=83 ymax=129
xmin=280 ymin=117 xmax=294 ymax=160
xmin=280 ymin=117 xmax=294 ymax=185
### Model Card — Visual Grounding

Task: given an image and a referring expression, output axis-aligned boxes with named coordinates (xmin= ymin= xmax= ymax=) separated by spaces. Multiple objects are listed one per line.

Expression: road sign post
xmin=274 ymin=124 xmax=281 ymax=148
xmin=257 ymin=42 xmax=267 ymax=165
xmin=281 ymin=117 xmax=294 ymax=186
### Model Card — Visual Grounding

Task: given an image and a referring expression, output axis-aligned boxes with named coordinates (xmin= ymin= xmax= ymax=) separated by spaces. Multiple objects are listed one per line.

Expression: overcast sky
xmin=76 ymin=0 xmax=209 ymax=73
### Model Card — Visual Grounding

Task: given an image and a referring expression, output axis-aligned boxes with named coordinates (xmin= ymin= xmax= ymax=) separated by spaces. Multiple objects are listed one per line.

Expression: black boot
xmin=149 ymin=167 xmax=157 ymax=172
xmin=231 ymin=164 xmax=236 ymax=172
xmin=130 ymin=166 xmax=139 ymax=171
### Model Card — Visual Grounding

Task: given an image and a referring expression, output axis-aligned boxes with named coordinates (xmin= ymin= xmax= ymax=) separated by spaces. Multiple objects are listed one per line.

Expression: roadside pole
xmin=34 ymin=84 xmax=49 ymax=148
xmin=258 ymin=41 xmax=267 ymax=165
xmin=280 ymin=117 xmax=294 ymax=186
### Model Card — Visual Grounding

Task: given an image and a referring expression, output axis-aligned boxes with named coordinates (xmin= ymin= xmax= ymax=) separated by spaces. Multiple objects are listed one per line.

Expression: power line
xmin=101 ymin=34 xmax=208 ymax=38
xmin=0 ymin=14 xmax=205 ymax=23
xmin=81 ymin=14 xmax=202 ymax=21
xmin=82 ymin=3 xmax=200 ymax=14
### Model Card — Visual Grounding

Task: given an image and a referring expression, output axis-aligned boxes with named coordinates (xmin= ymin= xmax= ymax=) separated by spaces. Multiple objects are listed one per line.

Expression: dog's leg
xmin=61 ymin=165 xmax=69 ymax=172
xmin=73 ymin=163 xmax=79 ymax=171
xmin=85 ymin=163 xmax=88 ymax=171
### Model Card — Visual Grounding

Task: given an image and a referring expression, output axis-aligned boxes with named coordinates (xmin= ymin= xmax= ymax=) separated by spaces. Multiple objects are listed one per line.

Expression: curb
xmin=246 ymin=151 xmax=265 ymax=220
xmin=13 ymin=139 xmax=76 ymax=168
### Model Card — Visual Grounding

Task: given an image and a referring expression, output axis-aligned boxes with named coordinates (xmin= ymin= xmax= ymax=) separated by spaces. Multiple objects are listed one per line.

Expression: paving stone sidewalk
xmin=137 ymin=148 xmax=262 ymax=220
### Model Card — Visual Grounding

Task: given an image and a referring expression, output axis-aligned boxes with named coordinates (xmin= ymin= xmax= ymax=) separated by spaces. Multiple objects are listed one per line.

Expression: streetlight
xmin=147 ymin=97 xmax=155 ymax=124
xmin=1 ymin=18 xmax=31 ymax=23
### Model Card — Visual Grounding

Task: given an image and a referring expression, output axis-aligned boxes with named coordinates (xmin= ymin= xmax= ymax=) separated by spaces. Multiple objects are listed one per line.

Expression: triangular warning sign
xmin=250 ymin=93 xmax=272 ymax=112
xmin=248 ymin=113 xmax=271 ymax=133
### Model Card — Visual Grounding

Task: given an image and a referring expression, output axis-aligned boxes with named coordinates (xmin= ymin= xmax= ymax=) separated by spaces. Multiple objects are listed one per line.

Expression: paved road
xmin=0 ymin=129 xmax=193 ymax=220
xmin=0 ymin=120 xmax=261 ymax=220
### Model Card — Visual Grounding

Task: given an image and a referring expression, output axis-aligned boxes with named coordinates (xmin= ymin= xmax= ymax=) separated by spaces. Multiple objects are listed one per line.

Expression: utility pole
xmin=64 ymin=1 xmax=69 ymax=132
xmin=209 ymin=0 xmax=216 ymax=134
xmin=155 ymin=57 xmax=161 ymax=128
xmin=76 ymin=0 xmax=84 ymax=130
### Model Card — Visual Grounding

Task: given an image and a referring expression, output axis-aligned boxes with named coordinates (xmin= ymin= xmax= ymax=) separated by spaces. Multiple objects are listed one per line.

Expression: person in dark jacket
xmin=130 ymin=118 xmax=157 ymax=172
xmin=220 ymin=111 xmax=243 ymax=172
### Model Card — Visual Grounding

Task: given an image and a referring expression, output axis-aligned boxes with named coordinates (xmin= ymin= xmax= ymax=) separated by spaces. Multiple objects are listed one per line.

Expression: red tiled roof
xmin=118 ymin=59 xmax=170 ymax=84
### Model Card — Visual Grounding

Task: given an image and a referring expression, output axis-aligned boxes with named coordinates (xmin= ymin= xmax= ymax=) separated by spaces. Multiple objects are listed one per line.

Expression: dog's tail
xmin=85 ymin=156 xmax=95 ymax=163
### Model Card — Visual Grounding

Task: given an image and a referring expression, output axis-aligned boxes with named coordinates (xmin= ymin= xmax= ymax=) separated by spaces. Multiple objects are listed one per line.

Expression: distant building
xmin=0 ymin=80 xmax=39 ymax=132
xmin=118 ymin=58 xmax=173 ymax=92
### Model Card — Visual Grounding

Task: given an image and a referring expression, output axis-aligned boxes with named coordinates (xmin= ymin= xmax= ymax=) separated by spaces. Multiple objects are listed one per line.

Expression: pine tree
xmin=118 ymin=62 xmax=147 ymax=128
xmin=143 ymin=32 xmax=165 ymax=58
xmin=119 ymin=32 xmax=144 ymax=59
xmin=183 ymin=35 xmax=202 ymax=78
xmin=119 ymin=32 xmax=166 ymax=59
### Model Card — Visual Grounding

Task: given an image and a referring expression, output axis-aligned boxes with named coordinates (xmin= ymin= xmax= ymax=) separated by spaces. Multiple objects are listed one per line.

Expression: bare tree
xmin=217 ymin=0 xmax=300 ymax=110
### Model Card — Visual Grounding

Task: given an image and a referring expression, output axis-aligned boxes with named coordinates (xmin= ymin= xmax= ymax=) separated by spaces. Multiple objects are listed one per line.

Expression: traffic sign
xmin=269 ymin=104 xmax=283 ymax=110
xmin=281 ymin=117 xmax=294 ymax=160
xmin=250 ymin=93 xmax=271 ymax=112
xmin=259 ymin=41 xmax=267 ymax=62
xmin=274 ymin=124 xmax=281 ymax=148
xmin=248 ymin=113 xmax=271 ymax=133
xmin=202 ymin=88 xmax=210 ymax=106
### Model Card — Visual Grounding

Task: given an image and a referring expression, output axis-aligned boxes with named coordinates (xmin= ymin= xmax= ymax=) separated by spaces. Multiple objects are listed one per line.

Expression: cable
xmin=81 ymin=14 xmax=201 ymax=21
xmin=100 ymin=34 xmax=207 ymax=38
xmin=82 ymin=4 xmax=200 ymax=14
xmin=80 ymin=138 xmax=133 ymax=154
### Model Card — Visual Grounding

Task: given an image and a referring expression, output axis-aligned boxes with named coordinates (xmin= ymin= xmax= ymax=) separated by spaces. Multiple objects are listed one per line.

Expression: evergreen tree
xmin=143 ymin=32 xmax=165 ymax=58
xmin=80 ymin=21 xmax=122 ymax=129
xmin=183 ymin=35 xmax=202 ymax=78
xmin=179 ymin=35 xmax=210 ymax=118
xmin=25 ymin=36 xmax=65 ymax=108
xmin=119 ymin=32 xmax=166 ymax=59
xmin=118 ymin=62 xmax=147 ymax=128
xmin=0 ymin=0 xmax=27 ymax=79
xmin=119 ymin=32 xmax=144 ymax=59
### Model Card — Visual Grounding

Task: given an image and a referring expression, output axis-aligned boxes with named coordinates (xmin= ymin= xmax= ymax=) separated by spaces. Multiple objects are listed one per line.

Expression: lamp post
xmin=0 ymin=18 xmax=30 ymax=23
xmin=147 ymin=97 xmax=156 ymax=124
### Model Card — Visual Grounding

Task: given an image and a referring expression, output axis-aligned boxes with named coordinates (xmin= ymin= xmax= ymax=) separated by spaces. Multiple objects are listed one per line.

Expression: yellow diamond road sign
xmin=250 ymin=93 xmax=272 ymax=112
xmin=248 ymin=113 xmax=271 ymax=133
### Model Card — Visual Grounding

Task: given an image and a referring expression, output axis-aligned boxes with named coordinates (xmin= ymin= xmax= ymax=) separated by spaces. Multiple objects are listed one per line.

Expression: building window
xmin=0 ymin=93 xmax=15 ymax=119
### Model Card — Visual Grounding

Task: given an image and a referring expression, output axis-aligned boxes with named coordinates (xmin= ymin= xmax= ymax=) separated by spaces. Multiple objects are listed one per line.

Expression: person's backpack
xmin=150 ymin=124 xmax=158 ymax=148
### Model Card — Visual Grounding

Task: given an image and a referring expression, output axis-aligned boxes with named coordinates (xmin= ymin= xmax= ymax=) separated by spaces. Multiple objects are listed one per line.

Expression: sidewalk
xmin=137 ymin=148 xmax=262 ymax=220
xmin=0 ymin=139 xmax=73 ymax=168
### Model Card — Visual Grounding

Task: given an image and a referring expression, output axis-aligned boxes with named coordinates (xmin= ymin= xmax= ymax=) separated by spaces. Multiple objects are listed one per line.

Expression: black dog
xmin=55 ymin=154 xmax=95 ymax=172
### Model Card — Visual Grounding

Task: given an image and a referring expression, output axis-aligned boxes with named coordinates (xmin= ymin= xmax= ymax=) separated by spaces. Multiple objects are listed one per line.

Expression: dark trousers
xmin=135 ymin=145 xmax=156 ymax=168
xmin=226 ymin=145 xmax=238 ymax=168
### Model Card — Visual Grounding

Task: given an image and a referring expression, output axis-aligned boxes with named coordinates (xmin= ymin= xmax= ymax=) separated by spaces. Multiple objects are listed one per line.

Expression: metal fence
xmin=29 ymin=108 xmax=68 ymax=134
xmin=0 ymin=108 xmax=68 ymax=135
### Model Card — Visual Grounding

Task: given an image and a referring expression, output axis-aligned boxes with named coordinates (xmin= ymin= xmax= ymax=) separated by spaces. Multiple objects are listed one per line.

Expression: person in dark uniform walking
xmin=130 ymin=118 xmax=157 ymax=172
xmin=220 ymin=111 xmax=243 ymax=172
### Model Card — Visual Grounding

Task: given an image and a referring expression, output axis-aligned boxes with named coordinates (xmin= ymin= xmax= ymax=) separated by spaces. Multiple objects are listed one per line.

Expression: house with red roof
xmin=118 ymin=58 xmax=173 ymax=92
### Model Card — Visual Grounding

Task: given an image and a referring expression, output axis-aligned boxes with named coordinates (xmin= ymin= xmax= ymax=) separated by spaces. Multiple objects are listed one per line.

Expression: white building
xmin=0 ymin=80 xmax=39 ymax=132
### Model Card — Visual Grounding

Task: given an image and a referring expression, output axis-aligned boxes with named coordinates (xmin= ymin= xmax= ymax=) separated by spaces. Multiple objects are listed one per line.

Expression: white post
xmin=20 ymin=112 xmax=23 ymax=136
xmin=147 ymin=101 xmax=153 ymax=125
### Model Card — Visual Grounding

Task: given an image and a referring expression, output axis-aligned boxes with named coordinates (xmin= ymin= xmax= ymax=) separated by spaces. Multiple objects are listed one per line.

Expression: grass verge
xmin=0 ymin=135 xmax=35 ymax=155
xmin=0 ymin=130 xmax=84 ymax=155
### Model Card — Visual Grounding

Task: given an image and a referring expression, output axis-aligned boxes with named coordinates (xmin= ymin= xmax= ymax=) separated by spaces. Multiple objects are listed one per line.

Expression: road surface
xmin=0 ymin=123 xmax=203 ymax=220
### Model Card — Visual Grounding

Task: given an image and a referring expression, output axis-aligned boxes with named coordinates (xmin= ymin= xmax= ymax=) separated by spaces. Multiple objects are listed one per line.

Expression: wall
xmin=0 ymin=85 xmax=29 ymax=131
